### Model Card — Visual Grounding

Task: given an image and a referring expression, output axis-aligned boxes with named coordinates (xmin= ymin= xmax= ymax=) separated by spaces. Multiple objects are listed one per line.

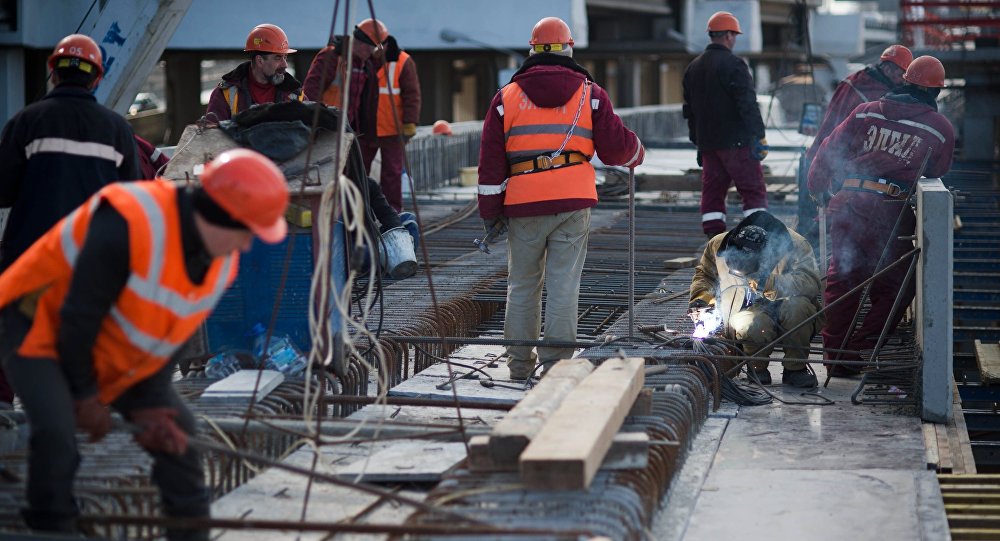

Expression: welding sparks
xmin=692 ymin=308 xmax=722 ymax=339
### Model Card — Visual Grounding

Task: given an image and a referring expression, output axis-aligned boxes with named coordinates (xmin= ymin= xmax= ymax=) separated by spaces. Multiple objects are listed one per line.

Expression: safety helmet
xmin=903 ymin=55 xmax=946 ymax=88
xmin=357 ymin=18 xmax=389 ymax=45
xmin=707 ymin=11 xmax=742 ymax=34
xmin=48 ymin=34 xmax=104 ymax=78
xmin=432 ymin=120 xmax=452 ymax=136
xmin=244 ymin=24 xmax=296 ymax=54
xmin=200 ymin=149 xmax=290 ymax=244
xmin=879 ymin=44 xmax=913 ymax=70
xmin=529 ymin=17 xmax=574 ymax=52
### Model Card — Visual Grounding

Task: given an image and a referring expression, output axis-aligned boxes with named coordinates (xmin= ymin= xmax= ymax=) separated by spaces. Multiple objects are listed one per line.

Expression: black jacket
xmin=0 ymin=85 xmax=141 ymax=270
xmin=682 ymin=44 xmax=766 ymax=151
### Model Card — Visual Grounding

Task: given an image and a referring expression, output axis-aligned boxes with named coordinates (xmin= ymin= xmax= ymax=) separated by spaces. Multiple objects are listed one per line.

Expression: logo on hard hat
xmin=254 ymin=37 xmax=264 ymax=46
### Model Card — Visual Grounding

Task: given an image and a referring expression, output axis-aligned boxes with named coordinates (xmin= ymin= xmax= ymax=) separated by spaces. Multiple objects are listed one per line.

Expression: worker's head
xmin=877 ymin=44 xmax=913 ymax=87
xmin=724 ymin=225 xmax=767 ymax=277
xmin=529 ymin=17 xmax=574 ymax=57
xmin=245 ymin=24 xmax=296 ymax=86
xmin=48 ymin=34 xmax=103 ymax=90
xmin=432 ymin=120 xmax=453 ymax=136
xmin=903 ymin=55 xmax=946 ymax=94
xmin=707 ymin=12 xmax=741 ymax=50
xmin=354 ymin=19 xmax=389 ymax=60
xmin=196 ymin=149 xmax=289 ymax=256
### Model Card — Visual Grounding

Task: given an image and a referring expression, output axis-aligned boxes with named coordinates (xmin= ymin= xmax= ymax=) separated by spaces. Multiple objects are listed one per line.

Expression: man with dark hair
xmin=205 ymin=24 xmax=304 ymax=121
xmin=690 ymin=211 xmax=822 ymax=387
xmin=0 ymin=33 xmax=141 ymax=408
xmin=683 ymin=11 xmax=769 ymax=238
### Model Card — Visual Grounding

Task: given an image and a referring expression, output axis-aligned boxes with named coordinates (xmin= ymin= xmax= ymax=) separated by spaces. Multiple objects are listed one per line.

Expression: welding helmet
xmin=725 ymin=225 xmax=767 ymax=276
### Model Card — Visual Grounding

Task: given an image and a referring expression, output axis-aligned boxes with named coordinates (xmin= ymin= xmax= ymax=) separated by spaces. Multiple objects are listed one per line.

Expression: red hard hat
xmin=200 ymin=149 xmax=290 ymax=244
xmin=880 ymin=44 xmax=913 ymax=70
xmin=48 ymin=34 xmax=104 ymax=78
xmin=903 ymin=55 xmax=946 ymax=88
xmin=244 ymin=24 xmax=296 ymax=54
xmin=707 ymin=11 xmax=742 ymax=34
xmin=432 ymin=120 xmax=452 ymax=136
xmin=357 ymin=19 xmax=389 ymax=44
xmin=529 ymin=17 xmax=574 ymax=47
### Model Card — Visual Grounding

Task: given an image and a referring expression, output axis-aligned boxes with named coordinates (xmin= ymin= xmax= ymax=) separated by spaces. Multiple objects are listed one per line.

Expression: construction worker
xmin=302 ymin=21 xmax=380 ymax=137
xmin=205 ymin=24 xmax=303 ymax=121
xmin=353 ymin=19 xmax=422 ymax=212
xmin=0 ymin=33 xmax=141 ymax=409
xmin=135 ymin=134 xmax=170 ymax=178
xmin=478 ymin=16 xmax=644 ymax=380
xmin=799 ymin=45 xmax=913 ymax=245
xmin=682 ymin=11 xmax=769 ymax=238
xmin=689 ymin=211 xmax=822 ymax=387
xmin=808 ymin=56 xmax=955 ymax=376
xmin=0 ymin=149 xmax=289 ymax=540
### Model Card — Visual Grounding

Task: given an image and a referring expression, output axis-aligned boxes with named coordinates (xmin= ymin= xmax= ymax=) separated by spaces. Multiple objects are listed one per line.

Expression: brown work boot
xmin=507 ymin=358 xmax=536 ymax=381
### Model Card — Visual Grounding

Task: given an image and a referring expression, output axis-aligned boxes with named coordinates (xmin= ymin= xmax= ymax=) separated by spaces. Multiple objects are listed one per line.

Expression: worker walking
xmin=303 ymin=21 xmax=380 ymax=137
xmin=478 ymin=16 xmax=644 ymax=380
xmin=808 ymin=56 xmax=955 ymax=376
xmin=0 ymin=33 xmax=141 ymax=409
xmin=0 ymin=149 xmax=289 ymax=540
xmin=682 ymin=11 xmax=769 ymax=238
xmin=689 ymin=211 xmax=822 ymax=387
xmin=355 ymin=19 xmax=422 ymax=212
xmin=205 ymin=24 xmax=303 ymax=121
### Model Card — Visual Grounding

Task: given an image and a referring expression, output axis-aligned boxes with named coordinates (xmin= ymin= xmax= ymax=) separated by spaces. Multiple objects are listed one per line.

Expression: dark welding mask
xmin=725 ymin=225 xmax=767 ymax=277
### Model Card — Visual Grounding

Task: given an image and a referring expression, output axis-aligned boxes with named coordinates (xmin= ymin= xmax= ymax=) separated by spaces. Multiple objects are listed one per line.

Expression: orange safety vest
xmin=222 ymin=83 xmax=304 ymax=116
xmin=376 ymin=51 xmax=410 ymax=136
xmin=0 ymin=182 xmax=238 ymax=404
xmin=500 ymin=80 xmax=597 ymax=206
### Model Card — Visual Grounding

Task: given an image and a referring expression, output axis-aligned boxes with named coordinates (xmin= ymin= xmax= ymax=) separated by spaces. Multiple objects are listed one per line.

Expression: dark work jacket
xmin=0 ymin=85 xmax=141 ymax=271
xmin=682 ymin=44 xmax=766 ymax=151
xmin=205 ymin=61 xmax=304 ymax=122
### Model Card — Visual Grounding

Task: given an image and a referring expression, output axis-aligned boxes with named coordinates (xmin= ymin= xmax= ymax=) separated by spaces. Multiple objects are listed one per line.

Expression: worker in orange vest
xmin=205 ymin=24 xmax=304 ymax=121
xmin=0 ymin=149 xmax=289 ymax=540
xmin=477 ymin=17 xmax=644 ymax=380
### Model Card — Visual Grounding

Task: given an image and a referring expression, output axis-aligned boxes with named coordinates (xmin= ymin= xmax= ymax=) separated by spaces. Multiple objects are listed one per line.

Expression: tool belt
xmin=509 ymin=151 xmax=587 ymax=176
xmin=842 ymin=177 xmax=907 ymax=198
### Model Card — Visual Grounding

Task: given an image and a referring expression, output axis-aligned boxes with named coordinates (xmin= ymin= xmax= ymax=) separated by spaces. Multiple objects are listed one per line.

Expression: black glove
xmin=696 ymin=151 xmax=703 ymax=168
xmin=751 ymin=137 xmax=769 ymax=161
xmin=483 ymin=217 xmax=507 ymax=234
xmin=687 ymin=299 xmax=710 ymax=323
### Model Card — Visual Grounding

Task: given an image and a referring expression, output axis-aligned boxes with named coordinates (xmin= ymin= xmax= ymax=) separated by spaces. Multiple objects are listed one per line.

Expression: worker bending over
xmin=689 ymin=212 xmax=822 ymax=388
xmin=0 ymin=149 xmax=289 ymax=540
xmin=477 ymin=16 xmax=644 ymax=380
xmin=808 ymin=56 xmax=954 ymax=376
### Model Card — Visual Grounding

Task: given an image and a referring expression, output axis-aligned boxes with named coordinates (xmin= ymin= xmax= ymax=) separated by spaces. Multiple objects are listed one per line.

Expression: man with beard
xmin=205 ymin=24 xmax=304 ymax=121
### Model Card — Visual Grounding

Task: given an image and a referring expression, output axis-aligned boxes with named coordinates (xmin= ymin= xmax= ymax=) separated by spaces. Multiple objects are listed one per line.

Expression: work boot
xmin=507 ymin=358 xmax=536 ymax=381
xmin=747 ymin=367 xmax=771 ymax=385
xmin=782 ymin=368 xmax=818 ymax=388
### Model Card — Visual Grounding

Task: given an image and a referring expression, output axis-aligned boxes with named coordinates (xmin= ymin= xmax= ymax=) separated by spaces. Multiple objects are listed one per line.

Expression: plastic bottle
xmin=204 ymin=351 xmax=241 ymax=379
xmin=258 ymin=334 xmax=309 ymax=377
xmin=401 ymin=168 xmax=412 ymax=198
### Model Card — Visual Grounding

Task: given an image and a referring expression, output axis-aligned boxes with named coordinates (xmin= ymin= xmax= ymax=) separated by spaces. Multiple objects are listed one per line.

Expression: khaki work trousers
xmin=504 ymin=209 xmax=590 ymax=375
xmin=728 ymin=295 xmax=817 ymax=372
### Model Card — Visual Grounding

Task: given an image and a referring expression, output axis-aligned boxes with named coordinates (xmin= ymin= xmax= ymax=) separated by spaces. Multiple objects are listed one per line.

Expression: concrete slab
xmin=333 ymin=441 xmax=466 ymax=483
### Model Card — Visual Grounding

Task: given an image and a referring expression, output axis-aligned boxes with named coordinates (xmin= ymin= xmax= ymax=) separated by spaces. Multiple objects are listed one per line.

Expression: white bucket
xmin=379 ymin=227 xmax=417 ymax=279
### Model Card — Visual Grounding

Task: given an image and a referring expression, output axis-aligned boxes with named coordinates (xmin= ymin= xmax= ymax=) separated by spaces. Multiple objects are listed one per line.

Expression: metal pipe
xmin=628 ymin=166 xmax=636 ymax=338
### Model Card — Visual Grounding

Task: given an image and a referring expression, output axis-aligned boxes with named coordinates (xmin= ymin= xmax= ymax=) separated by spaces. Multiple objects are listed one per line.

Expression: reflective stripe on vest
xmin=499 ymin=80 xmax=597 ymax=206
xmin=223 ymin=86 xmax=239 ymax=115
xmin=376 ymin=52 xmax=410 ymax=136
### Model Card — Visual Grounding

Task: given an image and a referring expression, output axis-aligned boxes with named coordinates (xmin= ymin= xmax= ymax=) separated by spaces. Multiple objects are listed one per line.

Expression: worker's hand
xmin=129 ymin=408 xmax=189 ymax=455
xmin=751 ymin=137 xmax=769 ymax=161
xmin=482 ymin=217 xmax=507 ymax=234
xmin=687 ymin=299 xmax=710 ymax=324
xmin=73 ymin=396 xmax=112 ymax=443
xmin=401 ymin=123 xmax=417 ymax=143
xmin=810 ymin=191 xmax=832 ymax=207
xmin=696 ymin=151 xmax=703 ymax=168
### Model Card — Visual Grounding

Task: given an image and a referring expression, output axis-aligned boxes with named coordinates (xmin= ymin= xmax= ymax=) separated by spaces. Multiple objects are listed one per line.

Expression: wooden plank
xmin=628 ymin=388 xmax=653 ymax=416
xmin=975 ymin=340 xmax=1000 ymax=385
xmin=924 ymin=423 xmax=941 ymax=471
xmin=519 ymin=358 xmax=645 ymax=491
xmin=199 ymin=370 xmax=284 ymax=404
xmin=489 ymin=359 xmax=594 ymax=465
xmin=662 ymin=256 xmax=696 ymax=270
xmin=469 ymin=431 xmax=651 ymax=473
xmin=936 ymin=423 xmax=955 ymax=474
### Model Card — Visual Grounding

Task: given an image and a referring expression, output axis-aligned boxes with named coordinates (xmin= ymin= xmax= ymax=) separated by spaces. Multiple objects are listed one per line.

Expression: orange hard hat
xmin=903 ymin=55 xmax=946 ymax=88
xmin=244 ymin=24 xmax=296 ymax=54
xmin=357 ymin=18 xmax=389 ymax=44
xmin=432 ymin=120 xmax=452 ymax=136
xmin=707 ymin=11 xmax=742 ymax=34
xmin=880 ymin=44 xmax=913 ymax=70
xmin=48 ymin=34 xmax=104 ymax=78
xmin=530 ymin=17 xmax=574 ymax=47
xmin=200 ymin=149 xmax=289 ymax=244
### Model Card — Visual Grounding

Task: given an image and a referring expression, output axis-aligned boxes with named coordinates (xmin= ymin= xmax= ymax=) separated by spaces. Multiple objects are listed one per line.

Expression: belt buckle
xmin=886 ymin=183 xmax=902 ymax=197
xmin=536 ymin=155 xmax=554 ymax=170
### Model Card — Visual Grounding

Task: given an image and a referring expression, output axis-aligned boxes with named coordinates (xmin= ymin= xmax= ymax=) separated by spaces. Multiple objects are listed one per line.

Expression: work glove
xmin=401 ymin=123 xmax=417 ymax=143
xmin=482 ymin=216 xmax=507 ymax=234
xmin=696 ymin=151 xmax=703 ymax=168
xmin=687 ymin=299 xmax=710 ymax=324
xmin=130 ymin=408 xmax=189 ymax=455
xmin=810 ymin=190 xmax=833 ymax=207
xmin=751 ymin=137 xmax=769 ymax=161
xmin=74 ymin=396 xmax=112 ymax=442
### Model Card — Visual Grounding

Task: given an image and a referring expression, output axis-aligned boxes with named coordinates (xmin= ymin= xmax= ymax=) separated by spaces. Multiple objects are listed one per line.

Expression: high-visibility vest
xmin=500 ymin=80 xmax=596 ymax=206
xmin=0 ymin=182 xmax=238 ymax=404
xmin=376 ymin=51 xmax=410 ymax=136
xmin=222 ymin=82 xmax=304 ymax=117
